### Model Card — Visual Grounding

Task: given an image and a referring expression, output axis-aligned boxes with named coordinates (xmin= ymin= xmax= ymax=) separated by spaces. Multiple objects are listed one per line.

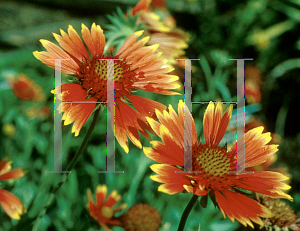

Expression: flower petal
xmin=33 ymin=40 xmax=78 ymax=74
xmin=215 ymin=190 xmax=273 ymax=228
xmin=150 ymin=164 xmax=189 ymax=194
xmin=115 ymin=105 xmax=129 ymax=153
xmin=203 ymin=102 xmax=232 ymax=146
xmin=81 ymin=23 xmax=105 ymax=57
xmin=128 ymin=95 xmax=166 ymax=119
xmin=143 ymin=139 xmax=183 ymax=165
xmin=117 ymin=100 xmax=144 ymax=149
xmin=104 ymin=190 xmax=121 ymax=207
xmin=96 ymin=185 xmax=108 ymax=205
xmin=70 ymin=99 xmax=97 ymax=137
xmin=178 ymin=100 xmax=198 ymax=147
xmin=0 ymin=168 xmax=25 ymax=180
xmin=53 ymin=25 xmax=89 ymax=61
xmin=0 ymin=158 xmax=12 ymax=176
xmin=0 ymin=189 xmax=26 ymax=220
xmin=236 ymin=171 xmax=292 ymax=201
xmin=116 ymin=30 xmax=144 ymax=56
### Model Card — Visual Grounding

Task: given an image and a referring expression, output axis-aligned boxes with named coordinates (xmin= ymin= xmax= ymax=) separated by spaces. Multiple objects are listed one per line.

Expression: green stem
xmin=32 ymin=107 xmax=100 ymax=231
xmin=177 ymin=195 xmax=199 ymax=231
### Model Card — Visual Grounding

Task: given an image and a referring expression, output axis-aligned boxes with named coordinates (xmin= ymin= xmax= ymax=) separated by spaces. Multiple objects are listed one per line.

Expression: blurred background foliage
xmin=0 ymin=0 xmax=300 ymax=230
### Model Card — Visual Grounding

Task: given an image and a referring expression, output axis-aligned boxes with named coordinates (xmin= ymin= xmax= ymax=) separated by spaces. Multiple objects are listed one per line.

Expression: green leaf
xmin=104 ymin=6 xmax=148 ymax=55
xmin=214 ymin=80 xmax=231 ymax=101
xmin=15 ymin=114 xmax=30 ymax=131
xmin=232 ymin=187 xmax=253 ymax=196
xmin=200 ymin=195 xmax=208 ymax=208
xmin=66 ymin=169 xmax=78 ymax=202
xmin=34 ymin=134 xmax=48 ymax=155
xmin=270 ymin=58 xmax=300 ymax=79
xmin=209 ymin=191 xmax=218 ymax=208
xmin=210 ymin=50 xmax=231 ymax=67
xmin=3 ymin=107 xmax=19 ymax=123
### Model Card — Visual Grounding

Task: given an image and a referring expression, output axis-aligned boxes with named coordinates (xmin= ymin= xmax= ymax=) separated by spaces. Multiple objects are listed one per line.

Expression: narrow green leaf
xmin=200 ymin=195 xmax=208 ymax=208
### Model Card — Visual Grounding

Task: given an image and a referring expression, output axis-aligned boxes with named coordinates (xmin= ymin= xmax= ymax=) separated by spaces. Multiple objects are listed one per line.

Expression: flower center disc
xmin=193 ymin=146 xmax=231 ymax=178
xmin=101 ymin=206 xmax=114 ymax=219
xmin=76 ymin=55 xmax=135 ymax=101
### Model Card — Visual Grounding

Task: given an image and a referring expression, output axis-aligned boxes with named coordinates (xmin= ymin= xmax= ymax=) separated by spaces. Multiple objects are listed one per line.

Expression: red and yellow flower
xmin=33 ymin=23 xmax=180 ymax=153
xmin=0 ymin=158 xmax=26 ymax=220
xmin=144 ymin=100 xmax=292 ymax=228
xmin=130 ymin=0 xmax=190 ymax=65
xmin=7 ymin=74 xmax=46 ymax=102
xmin=25 ymin=105 xmax=51 ymax=120
xmin=87 ymin=185 xmax=127 ymax=231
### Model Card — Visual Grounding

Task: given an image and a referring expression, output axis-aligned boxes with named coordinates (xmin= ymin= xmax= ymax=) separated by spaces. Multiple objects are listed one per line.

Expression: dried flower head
xmin=260 ymin=196 xmax=300 ymax=231
xmin=120 ymin=203 xmax=161 ymax=231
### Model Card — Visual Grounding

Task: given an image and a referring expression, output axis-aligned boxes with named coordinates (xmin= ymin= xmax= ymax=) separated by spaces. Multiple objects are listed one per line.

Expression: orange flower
xmin=0 ymin=158 xmax=26 ymax=220
xmin=8 ymin=74 xmax=46 ymax=102
xmin=131 ymin=0 xmax=189 ymax=65
xmin=33 ymin=23 xmax=180 ymax=153
xmin=144 ymin=100 xmax=292 ymax=228
xmin=87 ymin=185 xmax=127 ymax=231
xmin=25 ymin=105 xmax=51 ymax=120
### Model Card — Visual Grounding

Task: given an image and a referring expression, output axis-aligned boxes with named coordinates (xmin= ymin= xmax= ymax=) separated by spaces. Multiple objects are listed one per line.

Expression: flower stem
xmin=32 ymin=107 xmax=100 ymax=231
xmin=177 ymin=195 xmax=199 ymax=231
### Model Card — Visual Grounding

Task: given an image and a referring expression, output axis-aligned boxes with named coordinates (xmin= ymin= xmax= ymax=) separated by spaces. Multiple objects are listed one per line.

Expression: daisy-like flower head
xmin=7 ymin=74 xmax=46 ymax=102
xmin=120 ymin=203 xmax=162 ymax=231
xmin=260 ymin=196 xmax=300 ymax=231
xmin=131 ymin=0 xmax=190 ymax=64
xmin=25 ymin=105 xmax=51 ymax=120
xmin=87 ymin=185 xmax=127 ymax=231
xmin=0 ymin=158 xmax=26 ymax=220
xmin=33 ymin=23 xmax=180 ymax=153
xmin=144 ymin=100 xmax=293 ymax=228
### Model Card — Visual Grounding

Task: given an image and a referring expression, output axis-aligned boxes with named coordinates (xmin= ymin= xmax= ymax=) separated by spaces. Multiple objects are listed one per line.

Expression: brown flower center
xmin=120 ymin=203 xmax=161 ymax=231
xmin=186 ymin=144 xmax=234 ymax=191
xmin=76 ymin=55 xmax=136 ymax=101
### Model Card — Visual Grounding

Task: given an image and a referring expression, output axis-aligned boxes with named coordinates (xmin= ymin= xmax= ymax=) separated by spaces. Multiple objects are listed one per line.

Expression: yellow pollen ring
xmin=94 ymin=60 xmax=124 ymax=81
xmin=196 ymin=148 xmax=230 ymax=177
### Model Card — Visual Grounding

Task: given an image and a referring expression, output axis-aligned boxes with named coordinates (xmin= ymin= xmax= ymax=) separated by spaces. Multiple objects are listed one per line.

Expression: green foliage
xmin=0 ymin=0 xmax=300 ymax=231
xmin=105 ymin=7 xmax=148 ymax=54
